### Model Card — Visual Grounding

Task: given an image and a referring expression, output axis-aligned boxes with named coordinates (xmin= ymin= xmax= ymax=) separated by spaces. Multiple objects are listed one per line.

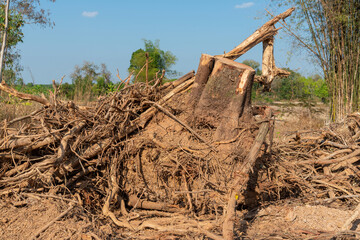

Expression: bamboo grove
xmin=298 ymin=0 xmax=360 ymax=121
xmin=273 ymin=0 xmax=360 ymax=121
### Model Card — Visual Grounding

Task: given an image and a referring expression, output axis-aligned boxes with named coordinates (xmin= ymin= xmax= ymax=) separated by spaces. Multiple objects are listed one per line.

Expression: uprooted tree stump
xmin=184 ymin=7 xmax=294 ymax=239
xmin=185 ymin=55 xmax=273 ymax=239
xmin=0 ymin=7 xmax=297 ymax=240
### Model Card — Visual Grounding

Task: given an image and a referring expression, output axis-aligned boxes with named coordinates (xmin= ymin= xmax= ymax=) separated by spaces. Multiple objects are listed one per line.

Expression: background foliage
xmin=128 ymin=39 xmax=177 ymax=83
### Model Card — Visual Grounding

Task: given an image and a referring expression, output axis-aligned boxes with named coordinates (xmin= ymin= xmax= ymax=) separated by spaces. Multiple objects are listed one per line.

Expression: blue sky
xmin=18 ymin=0 xmax=319 ymax=84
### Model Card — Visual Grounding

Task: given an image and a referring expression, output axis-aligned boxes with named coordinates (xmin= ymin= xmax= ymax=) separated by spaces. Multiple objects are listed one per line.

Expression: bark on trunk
xmin=193 ymin=57 xmax=255 ymax=139
xmin=187 ymin=54 xmax=215 ymax=110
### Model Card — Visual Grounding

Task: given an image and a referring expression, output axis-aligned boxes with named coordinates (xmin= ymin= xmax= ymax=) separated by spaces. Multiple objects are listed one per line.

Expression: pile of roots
xmin=0 ymin=72 xmax=261 ymax=238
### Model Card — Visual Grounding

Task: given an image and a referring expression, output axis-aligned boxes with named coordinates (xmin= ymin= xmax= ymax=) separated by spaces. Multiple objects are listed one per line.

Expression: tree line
xmin=4 ymin=56 xmax=328 ymax=105
xmin=244 ymin=59 xmax=328 ymax=103
xmin=2 ymin=39 xmax=177 ymax=102
xmin=1 ymin=28 xmax=327 ymax=104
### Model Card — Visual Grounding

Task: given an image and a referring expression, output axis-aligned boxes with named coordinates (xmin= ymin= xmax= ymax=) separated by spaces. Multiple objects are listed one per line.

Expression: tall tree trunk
xmin=0 ymin=0 xmax=10 ymax=83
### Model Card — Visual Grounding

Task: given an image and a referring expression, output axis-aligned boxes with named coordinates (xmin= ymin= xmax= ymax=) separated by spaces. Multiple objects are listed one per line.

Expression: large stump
xmin=189 ymin=56 xmax=256 ymax=155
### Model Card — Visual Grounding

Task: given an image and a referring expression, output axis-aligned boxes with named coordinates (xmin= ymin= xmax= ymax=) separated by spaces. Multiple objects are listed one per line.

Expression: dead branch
xmin=162 ymin=70 xmax=195 ymax=89
xmin=7 ymin=108 xmax=44 ymax=126
xmin=313 ymin=149 xmax=360 ymax=165
xmin=256 ymin=37 xmax=290 ymax=89
xmin=223 ymin=108 xmax=271 ymax=240
xmin=219 ymin=7 xmax=295 ymax=60
xmin=0 ymin=81 xmax=51 ymax=106
xmin=31 ymin=203 xmax=75 ymax=240
xmin=128 ymin=195 xmax=180 ymax=212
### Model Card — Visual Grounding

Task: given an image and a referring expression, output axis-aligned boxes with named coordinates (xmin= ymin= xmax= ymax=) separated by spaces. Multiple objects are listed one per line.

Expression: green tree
xmin=71 ymin=61 xmax=98 ymax=101
xmin=128 ymin=39 xmax=177 ymax=83
xmin=0 ymin=0 xmax=56 ymax=86
xmin=1 ymin=3 xmax=24 ymax=85
xmin=242 ymin=59 xmax=261 ymax=75
xmin=70 ymin=62 xmax=113 ymax=101
xmin=92 ymin=63 xmax=112 ymax=96
xmin=100 ymin=63 xmax=111 ymax=84
xmin=60 ymin=82 xmax=74 ymax=100
xmin=271 ymin=68 xmax=328 ymax=102
xmin=273 ymin=68 xmax=302 ymax=100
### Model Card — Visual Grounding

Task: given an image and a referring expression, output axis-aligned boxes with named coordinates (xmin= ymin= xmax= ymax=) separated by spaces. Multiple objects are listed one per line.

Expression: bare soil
xmin=2 ymin=195 xmax=356 ymax=239
xmin=245 ymin=201 xmax=357 ymax=239
xmin=270 ymin=101 xmax=329 ymax=142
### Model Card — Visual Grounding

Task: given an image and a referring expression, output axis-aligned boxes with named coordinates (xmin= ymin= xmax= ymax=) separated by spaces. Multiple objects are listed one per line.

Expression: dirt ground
xmin=270 ymin=101 xmax=329 ymax=142
xmin=1 ymin=196 xmax=357 ymax=240
xmin=2 ymin=102 xmax=358 ymax=240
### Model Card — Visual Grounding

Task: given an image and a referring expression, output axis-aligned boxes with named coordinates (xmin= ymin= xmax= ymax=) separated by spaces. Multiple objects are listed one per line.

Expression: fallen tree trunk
xmin=215 ymin=8 xmax=294 ymax=93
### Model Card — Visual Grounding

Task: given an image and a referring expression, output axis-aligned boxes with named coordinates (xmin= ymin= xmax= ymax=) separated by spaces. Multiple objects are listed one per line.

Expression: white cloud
xmin=82 ymin=11 xmax=99 ymax=18
xmin=235 ymin=2 xmax=254 ymax=9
